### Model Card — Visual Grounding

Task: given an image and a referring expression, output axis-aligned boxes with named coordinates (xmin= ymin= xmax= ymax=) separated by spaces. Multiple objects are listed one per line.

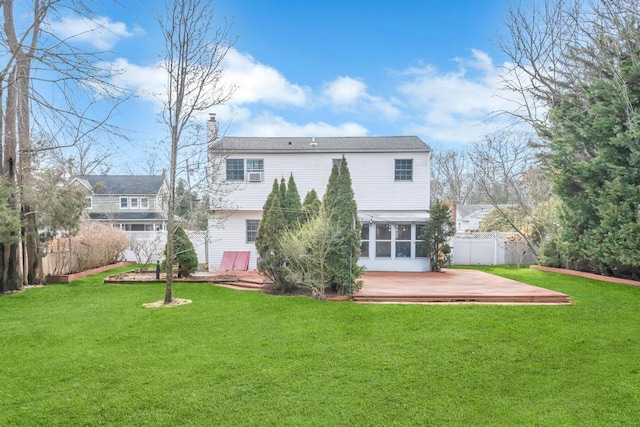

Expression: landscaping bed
xmin=46 ymin=261 xmax=134 ymax=284
xmin=104 ymin=270 xmax=240 ymax=284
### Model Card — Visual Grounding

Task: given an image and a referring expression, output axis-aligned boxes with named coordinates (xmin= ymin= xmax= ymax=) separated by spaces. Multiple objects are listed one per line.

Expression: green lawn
xmin=1 ymin=266 xmax=639 ymax=426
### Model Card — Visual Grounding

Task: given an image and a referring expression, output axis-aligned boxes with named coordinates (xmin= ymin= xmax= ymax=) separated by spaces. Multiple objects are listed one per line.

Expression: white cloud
xmin=232 ymin=112 xmax=368 ymax=137
xmin=324 ymin=76 xmax=367 ymax=105
xmin=397 ymin=49 xmax=519 ymax=143
xmin=224 ymin=49 xmax=308 ymax=106
xmin=99 ymin=58 xmax=166 ymax=102
xmin=49 ymin=15 xmax=143 ymax=50
xmin=323 ymin=76 xmax=401 ymax=120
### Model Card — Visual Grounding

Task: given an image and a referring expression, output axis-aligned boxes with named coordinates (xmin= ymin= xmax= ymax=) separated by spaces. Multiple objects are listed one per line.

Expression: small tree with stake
xmin=163 ymin=226 xmax=198 ymax=278
xmin=420 ymin=200 xmax=455 ymax=272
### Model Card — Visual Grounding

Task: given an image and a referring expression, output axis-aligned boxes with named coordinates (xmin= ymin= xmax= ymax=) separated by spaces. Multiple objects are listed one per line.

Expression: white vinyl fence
xmin=123 ymin=230 xmax=209 ymax=266
xmin=450 ymin=232 xmax=537 ymax=266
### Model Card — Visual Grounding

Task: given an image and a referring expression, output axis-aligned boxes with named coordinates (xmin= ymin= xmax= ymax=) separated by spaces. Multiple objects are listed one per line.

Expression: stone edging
xmin=46 ymin=262 xmax=134 ymax=284
xmin=530 ymin=265 xmax=640 ymax=287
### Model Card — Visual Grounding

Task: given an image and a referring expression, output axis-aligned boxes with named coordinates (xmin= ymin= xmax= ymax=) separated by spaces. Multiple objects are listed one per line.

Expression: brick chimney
xmin=207 ymin=113 xmax=218 ymax=143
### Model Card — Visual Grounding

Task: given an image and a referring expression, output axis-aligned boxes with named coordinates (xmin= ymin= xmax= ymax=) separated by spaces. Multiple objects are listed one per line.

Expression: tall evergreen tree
xmin=419 ymin=200 xmax=455 ymax=272
xmin=546 ymin=52 xmax=640 ymax=276
xmin=322 ymin=155 xmax=364 ymax=294
xmin=263 ymin=179 xmax=280 ymax=211
xmin=322 ymin=162 xmax=340 ymax=213
xmin=255 ymin=192 xmax=290 ymax=291
xmin=283 ymin=173 xmax=303 ymax=227
xmin=302 ymin=189 xmax=321 ymax=222
xmin=279 ymin=177 xmax=287 ymax=210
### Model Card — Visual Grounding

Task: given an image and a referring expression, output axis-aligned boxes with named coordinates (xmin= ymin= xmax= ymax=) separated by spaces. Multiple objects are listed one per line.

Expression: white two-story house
xmin=207 ymin=131 xmax=432 ymax=272
xmin=69 ymin=175 xmax=169 ymax=231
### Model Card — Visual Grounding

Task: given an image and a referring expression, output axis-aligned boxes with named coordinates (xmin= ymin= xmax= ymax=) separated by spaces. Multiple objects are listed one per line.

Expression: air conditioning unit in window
xmin=248 ymin=172 xmax=263 ymax=182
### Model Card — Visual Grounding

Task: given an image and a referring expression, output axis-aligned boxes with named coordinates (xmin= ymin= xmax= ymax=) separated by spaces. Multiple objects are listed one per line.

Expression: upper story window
xmin=226 ymin=159 xmax=244 ymax=181
xmin=85 ymin=197 xmax=92 ymax=209
xmin=226 ymin=159 xmax=265 ymax=182
xmin=246 ymin=159 xmax=264 ymax=173
xmin=246 ymin=159 xmax=264 ymax=182
xmin=120 ymin=197 xmax=149 ymax=210
xmin=395 ymin=159 xmax=413 ymax=181
xmin=332 ymin=158 xmax=342 ymax=167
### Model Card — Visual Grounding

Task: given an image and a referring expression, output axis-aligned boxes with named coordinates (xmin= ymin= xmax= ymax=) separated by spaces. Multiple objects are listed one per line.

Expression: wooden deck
xmin=209 ymin=269 xmax=571 ymax=305
xmin=354 ymin=269 xmax=571 ymax=304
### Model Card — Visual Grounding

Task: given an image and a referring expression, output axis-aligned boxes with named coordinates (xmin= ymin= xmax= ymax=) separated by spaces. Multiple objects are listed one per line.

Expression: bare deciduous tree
xmin=0 ymin=1 xmax=128 ymax=292
xmin=157 ymin=0 xmax=235 ymax=303
xmin=431 ymin=150 xmax=479 ymax=204
xmin=469 ymin=131 xmax=552 ymax=256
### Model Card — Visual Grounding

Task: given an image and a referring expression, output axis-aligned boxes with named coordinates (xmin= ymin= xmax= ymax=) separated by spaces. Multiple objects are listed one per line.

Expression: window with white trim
xmin=226 ymin=159 xmax=244 ymax=181
xmin=85 ymin=197 xmax=92 ymax=209
xmin=360 ymin=224 xmax=370 ymax=258
xmin=246 ymin=219 xmax=260 ymax=243
xmin=375 ymin=224 xmax=392 ymax=257
xmin=140 ymin=197 xmax=149 ymax=209
xmin=120 ymin=197 xmax=128 ymax=209
xmin=332 ymin=158 xmax=342 ymax=167
xmin=246 ymin=159 xmax=264 ymax=173
xmin=395 ymin=159 xmax=413 ymax=181
xmin=395 ymin=224 xmax=411 ymax=257
xmin=130 ymin=197 xmax=139 ymax=209
xmin=415 ymin=224 xmax=427 ymax=258
xmin=246 ymin=159 xmax=264 ymax=182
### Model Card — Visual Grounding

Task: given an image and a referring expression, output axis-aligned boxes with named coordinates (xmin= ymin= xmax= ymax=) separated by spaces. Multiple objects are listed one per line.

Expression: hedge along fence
xmin=43 ymin=222 xmax=129 ymax=276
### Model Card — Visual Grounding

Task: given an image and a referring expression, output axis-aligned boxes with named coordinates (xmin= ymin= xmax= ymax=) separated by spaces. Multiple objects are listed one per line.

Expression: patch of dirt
xmin=262 ymin=283 xmax=348 ymax=300
xmin=142 ymin=298 xmax=193 ymax=308
xmin=107 ymin=271 xmax=240 ymax=283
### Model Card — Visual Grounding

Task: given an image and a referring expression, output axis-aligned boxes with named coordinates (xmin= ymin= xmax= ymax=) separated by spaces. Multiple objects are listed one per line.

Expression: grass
xmin=1 ymin=266 xmax=639 ymax=425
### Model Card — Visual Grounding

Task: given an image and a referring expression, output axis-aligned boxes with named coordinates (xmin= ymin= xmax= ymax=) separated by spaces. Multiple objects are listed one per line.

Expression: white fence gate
xmin=450 ymin=232 xmax=537 ymax=266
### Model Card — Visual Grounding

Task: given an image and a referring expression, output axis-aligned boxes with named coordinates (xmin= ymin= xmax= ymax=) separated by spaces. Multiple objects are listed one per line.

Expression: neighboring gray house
xmin=69 ymin=175 xmax=168 ymax=231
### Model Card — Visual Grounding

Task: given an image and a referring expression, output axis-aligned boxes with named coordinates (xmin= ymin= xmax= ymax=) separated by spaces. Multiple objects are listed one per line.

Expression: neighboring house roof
xmin=457 ymin=204 xmax=495 ymax=221
xmin=72 ymin=175 xmax=165 ymax=195
xmin=214 ymin=136 xmax=431 ymax=153
xmin=88 ymin=212 xmax=166 ymax=221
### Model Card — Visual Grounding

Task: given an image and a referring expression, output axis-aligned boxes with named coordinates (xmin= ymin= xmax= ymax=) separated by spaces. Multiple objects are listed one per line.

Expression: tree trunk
xmin=0 ymin=65 xmax=22 ymax=292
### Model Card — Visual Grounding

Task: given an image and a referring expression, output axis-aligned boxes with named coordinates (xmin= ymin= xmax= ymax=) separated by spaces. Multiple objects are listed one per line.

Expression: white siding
xmin=208 ymin=149 xmax=432 ymax=272
xmin=209 ymin=211 xmax=261 ymax=270
xmin=219 ymin=152 xmax=430 ymax=212
xmin=89 ymin=194 xmax=162 ymax=214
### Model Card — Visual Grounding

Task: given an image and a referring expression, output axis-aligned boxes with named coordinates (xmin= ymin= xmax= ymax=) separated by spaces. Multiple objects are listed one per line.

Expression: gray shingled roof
xmin=214 ymin=136 xmax=430 ymax=153
xmin=75 ymin=175 xmax=165 ymax=195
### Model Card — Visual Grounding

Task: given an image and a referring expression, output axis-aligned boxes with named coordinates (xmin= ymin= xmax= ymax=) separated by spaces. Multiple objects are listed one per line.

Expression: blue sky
xmin=45 ymin=0 xmax=518 ymax=173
